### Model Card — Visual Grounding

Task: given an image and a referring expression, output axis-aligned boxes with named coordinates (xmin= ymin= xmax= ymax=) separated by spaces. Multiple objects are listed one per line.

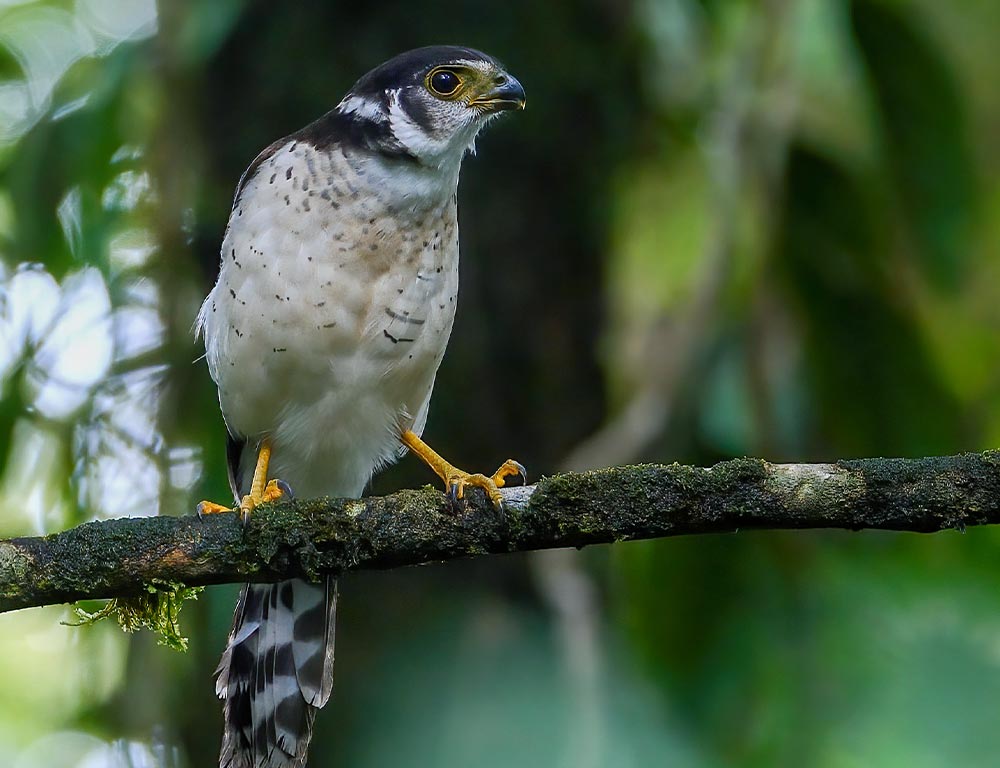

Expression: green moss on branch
xmin=2 ymin=451 xmax=1000 ymax=613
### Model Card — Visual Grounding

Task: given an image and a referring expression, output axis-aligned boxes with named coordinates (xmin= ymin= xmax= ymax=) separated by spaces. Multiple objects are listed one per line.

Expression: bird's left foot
xmin=400 ymin=429 xmax=526 ymax=508
xmin=197 ymin=480 xmax=287 ymax=517
xmin=197 ymin=439 xmax=289 ymax=522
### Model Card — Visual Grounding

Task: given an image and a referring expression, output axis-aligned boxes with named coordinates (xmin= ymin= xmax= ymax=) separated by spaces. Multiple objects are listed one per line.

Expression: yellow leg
xmin=401 ymin=429 xmax=525 ymax=508
xmin=242 ymin=439 xmax=272 ymax=512
xmin=197 ymin=437 xmax=287 ymax=521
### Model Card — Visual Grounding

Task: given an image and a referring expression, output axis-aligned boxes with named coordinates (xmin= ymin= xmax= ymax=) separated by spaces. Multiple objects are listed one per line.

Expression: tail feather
xmin=292 ymin=578 xmax=338 ymax=707
xmin=217 ymin=577 xmax=337 ymax=768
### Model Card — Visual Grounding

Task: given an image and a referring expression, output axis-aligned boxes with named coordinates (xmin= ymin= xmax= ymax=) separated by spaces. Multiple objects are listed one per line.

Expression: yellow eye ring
xmin=426 ymin=68 xmax=463 ymax=98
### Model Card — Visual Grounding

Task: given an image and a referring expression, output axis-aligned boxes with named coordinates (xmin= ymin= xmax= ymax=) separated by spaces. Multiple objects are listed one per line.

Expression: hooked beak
xmin=470 ymin=72 xmax=526 ymax=113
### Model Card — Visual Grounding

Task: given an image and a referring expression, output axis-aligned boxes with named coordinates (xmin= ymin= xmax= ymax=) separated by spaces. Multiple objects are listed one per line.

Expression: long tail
xmin=216 ymin=576 xmax=338 ymax=768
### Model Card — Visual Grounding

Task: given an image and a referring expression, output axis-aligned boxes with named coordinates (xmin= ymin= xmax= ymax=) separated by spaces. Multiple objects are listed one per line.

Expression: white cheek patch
xmin=336 ymin=94 xmax=386 ymax=122
xmin=386 ymin=89 xmax=451 ymax=159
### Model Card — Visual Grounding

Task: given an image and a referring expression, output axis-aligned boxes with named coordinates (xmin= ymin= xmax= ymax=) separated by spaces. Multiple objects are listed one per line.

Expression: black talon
xmin=275 ymin=479 xmax=294 ymax=499
xmin=513 ymin=461 xmax=527 ymax=486
xmin=446 ymin=481 xmax=469 ymax=513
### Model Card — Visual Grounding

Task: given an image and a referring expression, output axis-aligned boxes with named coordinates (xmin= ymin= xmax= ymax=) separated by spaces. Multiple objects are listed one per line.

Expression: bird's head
xmin=334 ymin=46 xmax=525 ymax=168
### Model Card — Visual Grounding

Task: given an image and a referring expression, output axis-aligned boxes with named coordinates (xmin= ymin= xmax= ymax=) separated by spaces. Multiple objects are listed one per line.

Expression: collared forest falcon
xmin=195 ymin=47 xmax=526 ymax=768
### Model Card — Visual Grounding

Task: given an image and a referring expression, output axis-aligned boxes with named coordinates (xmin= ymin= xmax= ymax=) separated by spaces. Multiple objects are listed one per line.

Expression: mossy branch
xmin=2 ymin=452 xmax=1000 ymax=613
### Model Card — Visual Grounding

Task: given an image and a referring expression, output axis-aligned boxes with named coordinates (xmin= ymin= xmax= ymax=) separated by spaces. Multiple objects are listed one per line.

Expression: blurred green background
xmin=2 ymin=0 xmax=1000 ymax=765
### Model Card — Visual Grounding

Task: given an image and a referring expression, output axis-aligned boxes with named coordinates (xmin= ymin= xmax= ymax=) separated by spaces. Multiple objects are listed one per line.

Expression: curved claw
xmin=237 ymin=499 xmax=254 ymax=527
xmin=444 ymin=471 xmax=512 ymax=511
xmin=239 ymin=478 xmax=292 ymax=524
xmin=465 ymin=472 xmax=505 ymax=509
xmin=260 ymin=478 xmax=289 ymax=504
xmin=196 ymin=500 xmax=233 ymax=520
xmin=492 ymin=459 xmax=527 ymax=489
xmin=514 ymin=461 xmax=527 ymax=485
xmin=446 ymin=476 xmax=467 ymax=512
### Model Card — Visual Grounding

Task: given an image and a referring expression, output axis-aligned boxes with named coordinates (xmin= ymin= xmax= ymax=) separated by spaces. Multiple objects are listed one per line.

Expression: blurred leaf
xmin=0 ymin=367 xmax=25 ymax=485
xmin=851 ymin=0 xmax=976 ymax=291
xmin=775 ymin=145 xmax=961 ymax=456
xmin=0 ymin=45 xmax=149 ymax=275
xmin=172 ymin=0 xmax=247 ymax=66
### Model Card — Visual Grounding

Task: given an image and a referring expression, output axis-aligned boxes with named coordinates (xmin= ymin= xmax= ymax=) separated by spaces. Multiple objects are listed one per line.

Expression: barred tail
xmin=216 ymin=576 xmax=338 ymax=768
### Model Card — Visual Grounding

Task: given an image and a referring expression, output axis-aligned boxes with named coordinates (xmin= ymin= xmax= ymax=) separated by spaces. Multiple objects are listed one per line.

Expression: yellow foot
xmin=238 ymin=478 xmax=287 ymax=515
xmin=197 ymin=479 xmax=288 ymax=521
xmin=401 ymin=430 xmax=526 ymax=508
xmin=196 ymin=500 xmax=232 ymax=516
xmin=197 ymin=439 xmax=289 ymax=522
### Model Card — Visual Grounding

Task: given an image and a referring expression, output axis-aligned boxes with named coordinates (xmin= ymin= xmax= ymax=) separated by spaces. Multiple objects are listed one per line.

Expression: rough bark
xmin=2 ymin=452 xmax=998 ymax=613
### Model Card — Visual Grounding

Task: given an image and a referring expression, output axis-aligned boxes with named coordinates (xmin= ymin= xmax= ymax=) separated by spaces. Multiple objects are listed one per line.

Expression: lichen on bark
xmin=2 ymin=452 xmax=1000 ymax=615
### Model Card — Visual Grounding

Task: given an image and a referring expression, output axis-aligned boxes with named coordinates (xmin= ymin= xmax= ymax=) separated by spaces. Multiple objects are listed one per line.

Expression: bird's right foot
xmin=196 ymin=438 xmax=288 ymax=523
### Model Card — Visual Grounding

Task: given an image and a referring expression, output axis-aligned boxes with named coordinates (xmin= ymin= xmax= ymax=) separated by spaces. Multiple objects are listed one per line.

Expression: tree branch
xmin=2 ymin=451 xmax=999 ymax=613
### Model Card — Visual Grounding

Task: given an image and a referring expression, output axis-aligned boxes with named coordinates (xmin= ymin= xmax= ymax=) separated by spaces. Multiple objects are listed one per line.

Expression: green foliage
xmin=3 ymin=0 xmax=1000 ymax=765
xmin=776 ymin=145 xmax=961 ymax=456
xmin=67 ymin=581 xmax=204 ymax=653
xmin=852 ymin=0 xmax=976 ymax=291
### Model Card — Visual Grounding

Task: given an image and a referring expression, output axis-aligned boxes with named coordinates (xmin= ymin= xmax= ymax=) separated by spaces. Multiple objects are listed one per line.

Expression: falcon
xmin=195 ymin=46 xmax=526 ymax=768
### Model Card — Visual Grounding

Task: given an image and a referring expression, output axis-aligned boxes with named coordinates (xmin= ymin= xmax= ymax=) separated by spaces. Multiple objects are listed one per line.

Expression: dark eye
xmin=429 ymin=69 xmax=461 ymax=96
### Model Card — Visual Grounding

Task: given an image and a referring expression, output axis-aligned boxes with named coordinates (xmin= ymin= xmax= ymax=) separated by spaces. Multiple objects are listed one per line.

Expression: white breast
xmin=198 ymin=140 xmax=460 ymax=498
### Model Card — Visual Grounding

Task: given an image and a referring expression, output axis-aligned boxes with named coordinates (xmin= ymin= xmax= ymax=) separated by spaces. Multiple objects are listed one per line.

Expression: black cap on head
xmin=349 ymin=46 xmax=501 ymax=97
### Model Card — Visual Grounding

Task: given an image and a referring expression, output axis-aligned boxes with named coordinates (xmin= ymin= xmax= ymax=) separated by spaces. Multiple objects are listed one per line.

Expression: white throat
xmin=386 ymin=90 xmax=479 ymax=172
xmin=346 ymin=144 xmax=461 ymax=212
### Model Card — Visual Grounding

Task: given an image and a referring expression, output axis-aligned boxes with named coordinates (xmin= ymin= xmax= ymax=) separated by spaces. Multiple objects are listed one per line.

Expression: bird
xmin=195 ymin=46 xmax=526 ymax=768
